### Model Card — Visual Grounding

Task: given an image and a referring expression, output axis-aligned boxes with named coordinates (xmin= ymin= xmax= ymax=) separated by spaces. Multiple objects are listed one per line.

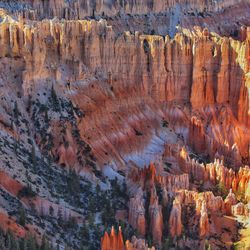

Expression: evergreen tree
xmin=216 ymin=181 xmax=228 ymax=199
xmin=11 ymin=234 xmax=20 ymax=250
xmin=57 ymin=207 xmax=63 ymax=226
xmin=87 ymin=212 xmax=95 ymax=227
xmin=31 ymin=143 xmax=37 ymax=168
xmin=0 ymin=230 xmax=5 ymax=248
xmin=14 ymin=101 xmax=20 ymax=118
xmin=44 ymin=107 xmax=49 ymax=123
xmin=6 ymin=231 xmax=12 ymax=249
xmin=96 ymin=183 xmax=100 ymax=194
xmin=14 ymin=140 xmax=18 ymax=155
xmin=51 ymin=85 xmax=60 ymax=111
xmin=19 ymin=207 xmax=26 ymax=227
xmin=81 ymin=225 xmax=90 ymax=242
xmin=49 ymin=206 xmax=54 ymax=216
xmin=26 ymin=234 xmax=36 ymax=250
xmin=162 ymin=237 xmax=171 ymax=250
xmin=19 ymin=237 xmax=27 ymax=250
xmin=41 ymin=234 xmax=50 ymax=250
xmin=68 ymin=170 xmax=80 ymax=195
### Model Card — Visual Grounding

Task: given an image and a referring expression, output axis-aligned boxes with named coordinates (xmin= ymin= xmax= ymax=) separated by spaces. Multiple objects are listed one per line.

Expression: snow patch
xmin=103 ymin=165 xmax=124 ymax=181
xmin=123 ymin=129 xmax=177 ymax=167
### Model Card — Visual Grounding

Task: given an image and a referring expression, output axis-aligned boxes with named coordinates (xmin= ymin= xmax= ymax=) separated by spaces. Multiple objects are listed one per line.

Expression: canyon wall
xmin=0 ymin=12 xmax=250 ymax=164
xmin=5 ymin=0 xmax=250 ymax=20
xmin=1 ymin=16 xmax=249 ymax=115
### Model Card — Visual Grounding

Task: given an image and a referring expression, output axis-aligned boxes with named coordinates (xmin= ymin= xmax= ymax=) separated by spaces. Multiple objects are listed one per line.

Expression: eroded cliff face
xmin=5 ymin=0 xmax=250 ymax=19
xmin=122 ymin=159 xmax=250 ymax=249
xmin=0 ymin=2 xmax=249 ymax=250
xmin=1 ymin=12 xmax=250 ymax=167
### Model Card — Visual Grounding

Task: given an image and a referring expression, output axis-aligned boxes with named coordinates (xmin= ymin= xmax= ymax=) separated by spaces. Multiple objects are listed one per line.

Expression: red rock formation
xmin=0 ymin=13 xmax=249 ymax=165
xmin=199 ymin=202 xmax=209 ymax=237
xmin=0 ymin=171 xmax=23 ymax=196
xmin=128 ymin=163 xmax=189 ymax=193
xmin=117 ymin=227 xmax=125 ymax=250
xmin=149 ymin=187 xmax=163 ymax=246
xmin=169 ymin=199 xmax=182 ymax=237
xmin=101 ymin=227 xmax=156 ymax=250
xmin=224 ymin=189 xmax=237 ymax=215
xmin=57 ymin=143 xmax=77 ymax=168
xmin=101 ymin=232 xmax=111 ymax=250
xmin=178 ymin=147 xmax=250 ymax=193
xmin=176 ymin=190 xmax=224 ymax=214
xmin=0 ymin=3 xmax=250 ymax=249
xmin=128 ymin=188 xmax=146 ymax=236
xmin=101 ymin=226 xmax=124 ymax=250
xmin=125 ymin=236 xmax=155 ymax=250
xmin=0 ymin=212 xmax=26 ymax=238
xmin=232 ymin=202 xmax=250 ymax=217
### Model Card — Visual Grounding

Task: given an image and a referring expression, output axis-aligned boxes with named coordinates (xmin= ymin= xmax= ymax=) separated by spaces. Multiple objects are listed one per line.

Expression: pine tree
xmin=0 ymin=229 xmax=5 ymax=248
xmin=10 ymin=233 xmax=19 ymax=250
xmin=44 ymin=107 xmax=49 ymax=123
xmin=19 ymin=207 xmax=26 ymax=227
xmin=216 ymin=181 xmax=228 ymax=199
xmin=64 ymin=245 xmax=71 ymax=250
xmin=51 ymin=85 xmax=60 ymax=111
xmin=96 ymin=183 xmax=100 ymax=194
xmin=26 ymin=234 xmax=36 ymax=250
xmin=6 ymin=231 xmax=12 ymax=249
xmin=31 ymin=143 xmax=37 ymax=171
xmin=87 ymin=212 xmax=95 ymax=227
xmin=14 ymin=140 xmax=18 ymax=155
xmin=58 ymin=207 xmax=63 ymax=222
xmin=41 ymin=234 xmax=50 ymax=250
xmin=81 ymin=225 xmax=90 ymax=242
xmin=22 ymin=238 xmax=28 ymax=250
xmin=162 ymin=237 xmax=171 ymax=250
xmin=49 ymin=206 xmax=54 ymax=216
xmin=13 ymin=101 xmax=20 ymax=118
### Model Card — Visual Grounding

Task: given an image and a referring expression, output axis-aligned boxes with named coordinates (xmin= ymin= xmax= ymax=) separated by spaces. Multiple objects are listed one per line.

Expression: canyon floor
xmin=0 ymin=1 xmax=249 ymax=250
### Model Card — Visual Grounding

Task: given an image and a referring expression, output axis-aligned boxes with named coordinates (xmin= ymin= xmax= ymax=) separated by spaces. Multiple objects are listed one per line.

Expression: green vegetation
xmin=232 ymin=241 xmax=246 ymax=250
xmin=31 ymin=143 xmax=37 ymax=168
xmin=162 ymin=119 xmax=169 ymax=128
xmin=18 ymin=184 xmax=36 ymax=199
xmin=204 ymin=239 xmax=212 ymax=250
xmin=18 ymin=207 xmax=26 ymax=227
xmin=235 ymin=188 xmax=248 ymax=204
xmin=50 ymin=85 xmax=60 ymax=111
xmin=13 ymin=101 xmax=19 ymax=117
xmin=214 ymin=181 xmax=228 ymax=199
xmin=162 ymin=237 xmax=172 ymax=250
xmin=0 ymin=228 xmax=53 ymax=250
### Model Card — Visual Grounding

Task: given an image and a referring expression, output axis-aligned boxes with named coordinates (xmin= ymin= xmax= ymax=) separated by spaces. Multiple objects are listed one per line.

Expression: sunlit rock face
xmin=0 ymin=12 xmax=250 ymax=166
xmin=0 ymin=1 xmax=250 ymax=250
xmin=169 ymin=198 xmax=183 ymax=237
